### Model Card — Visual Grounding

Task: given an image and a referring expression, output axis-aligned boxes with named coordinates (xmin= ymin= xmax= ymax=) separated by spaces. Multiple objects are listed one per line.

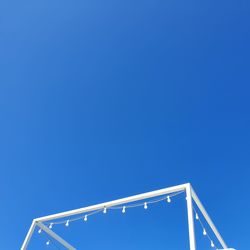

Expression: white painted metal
xmin=191 ymin=187 xmax=228 ymax=249
xmin=37 ymin=222 xmax=76 ymax=250
xmin=21 ymin=183 xmax=232 ymax=250
xmin=21 ymin=220 xmax=36 ymax=250
xmin=186 ymin=183 xmax=196 ymax=250
xmin=36 ymin=183 xmax=187 ymax=222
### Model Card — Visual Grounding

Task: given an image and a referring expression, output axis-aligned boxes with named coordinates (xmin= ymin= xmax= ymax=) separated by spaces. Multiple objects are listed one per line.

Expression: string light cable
xmin=192 ymin=205 xmax=218 ymax=249
xmin=40 ymin=190 xmax=184 ymax=230
xmin=38 ymin=190 xmax=219 ymax=249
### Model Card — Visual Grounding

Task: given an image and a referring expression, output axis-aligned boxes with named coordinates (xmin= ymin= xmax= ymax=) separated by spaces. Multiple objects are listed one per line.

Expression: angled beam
xmin=37 ymin=222 xmax=76 ymax=250
xmin=21 ymin=220 xmax=37 ymax=250
xmin=191 ymin=187 xmax=228 ymax=249
xmin=35 ymin=183 xmax=187 ymax=222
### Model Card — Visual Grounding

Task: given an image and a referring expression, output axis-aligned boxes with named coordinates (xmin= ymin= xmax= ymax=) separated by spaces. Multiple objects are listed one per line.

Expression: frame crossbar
xmin=21 ymin=183 xmax=231 ymax=250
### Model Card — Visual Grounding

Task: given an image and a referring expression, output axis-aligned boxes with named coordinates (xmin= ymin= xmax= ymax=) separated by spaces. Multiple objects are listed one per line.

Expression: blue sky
xmin=0 ymin=0 xmax=249 ymax=249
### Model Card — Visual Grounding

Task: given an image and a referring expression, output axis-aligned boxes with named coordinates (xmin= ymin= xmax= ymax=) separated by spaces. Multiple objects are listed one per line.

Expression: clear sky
xmin=0 ymin=0 xmax=249 ymax=249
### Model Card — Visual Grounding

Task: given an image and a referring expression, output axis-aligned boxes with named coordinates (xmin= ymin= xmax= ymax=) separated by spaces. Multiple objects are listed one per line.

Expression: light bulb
xmin=144 ymin=202 xmax=148 ymax=209
xmin=46 ymin=240 xmax=50 ymax=246
xmin=203 ymin=229 xmax=207 ymax=236
xmin=167 ymin=196 xmax=171 ymax=203
xmin=65 ymin=220 xmax=69 ymax=227
xmin=195 ymin=213 xmax=199 ymax=220
xmin=49 ymin=223 xmax=53 ymax=229
xmin=84 ymin=215 xmax=88 ymax=221
xmin=211 ymin=241 xmax=214 ymax=247
xmin=103 ymin=207 xmax=107 ymax=214
xmin=38 ymin=228 xmax=42 ymax=234
xmin=122 ymin=206 xmax=126 ymax=214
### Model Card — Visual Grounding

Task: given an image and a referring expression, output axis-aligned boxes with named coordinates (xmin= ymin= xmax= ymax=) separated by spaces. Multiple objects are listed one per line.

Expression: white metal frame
xmin=21 ymin=183 xmax=232 ymax=250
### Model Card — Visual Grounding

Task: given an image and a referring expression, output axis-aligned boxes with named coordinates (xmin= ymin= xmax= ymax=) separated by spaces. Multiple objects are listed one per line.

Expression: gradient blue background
xmin=0 ymin=0 xmax=249 ymax=249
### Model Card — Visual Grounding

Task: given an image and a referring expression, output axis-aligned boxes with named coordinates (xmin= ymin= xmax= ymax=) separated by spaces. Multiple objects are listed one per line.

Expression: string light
xmin=37 ymin=190 xmax=220 ymax=250
xmin=65 ymin=220 xmax=69 ymax=227
xmin=39 ymin=191 xmax=185 ymax=244
xmin=40 ymin=191 xmax=183 ymax=230
xmin=122 ymin=206 xmax=126 ymax=213
xmin=195 ymin=213 xmax=199 ymax=220
xmin=84 ymin=215 xmax=88 ymax=221
xmin=193 ymin=208 xmax=217 ymax=249
xmin=211 ymin=241 xmax=215 ymax=248
xmin=167 ymin=196 xmax=171 ymax=203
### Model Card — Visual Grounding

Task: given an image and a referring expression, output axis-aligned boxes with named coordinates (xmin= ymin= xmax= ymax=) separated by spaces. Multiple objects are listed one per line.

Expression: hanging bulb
xmin=46 ymin=240 xmax=50 ymax=246
xmin=195 ymin=213 xmax=199 ymax=220
xmin=167 ymin=196 xmax=171 ymax=203
xmin=103 ymin=207 xmax=107 ymax=214
xmin=122 ymin=206 xmax=126 ymax=213
xmin=84 ymin=215 xmax=88 ymax=221
xmin=65 ymin=220 xmax=69 ymax=227
xmin=144 ymin=202 xmax=148 ymax=209
xmin=49 ymin=223 xmax=53 ymax=229
xmin=211 ymin=241 xmax=215 ymax=248
xmin=38 ymin=228 xmax=42 ymax=234
xmin=203 ymin=228 xmax=207 ymax=236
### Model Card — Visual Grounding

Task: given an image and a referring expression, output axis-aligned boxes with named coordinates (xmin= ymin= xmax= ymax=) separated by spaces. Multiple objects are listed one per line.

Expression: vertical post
xmin=186 ymin=183 xmax=196 ymax=250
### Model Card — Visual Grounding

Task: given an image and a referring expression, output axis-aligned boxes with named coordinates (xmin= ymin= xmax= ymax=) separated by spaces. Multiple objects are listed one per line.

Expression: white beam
xmin=22 ymin=183 xmax=230 ymax=250
xmin=21 ymin=220 xmax=37 ymax=250
xmin=35 ymin=183 xmax=187 ymax=222
xmin=186 ymin=183 xmax=196 ymax=250
xmin=191 ymin=187 xmax=228 ymax=249
xmin=37 ymin=222 xmax=76 ymax=250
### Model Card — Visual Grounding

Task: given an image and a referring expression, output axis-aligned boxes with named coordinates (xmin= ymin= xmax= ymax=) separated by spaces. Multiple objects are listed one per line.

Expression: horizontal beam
xmin=37 ymin=222 xmax=76 ymax=250
xmin=191 ymin=187 xmax=228 ymax=249
xmin=36 ymin=183 xmax=188 ymax=222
